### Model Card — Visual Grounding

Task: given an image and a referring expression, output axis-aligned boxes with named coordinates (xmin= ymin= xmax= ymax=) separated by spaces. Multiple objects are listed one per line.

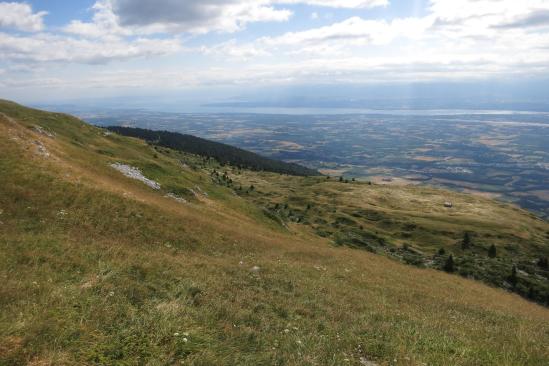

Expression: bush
xmin=443 ymin=255 xmax=455 ymax=273
xmin=488 ymin=244 xmax=497 ymax=258
xmin=508 ymin=265 xmax=518 ymax=287
xmin=462 ymin=232 xmax=472 ymax=250
xmin=538 ymin=257 xmax=548 ymax=270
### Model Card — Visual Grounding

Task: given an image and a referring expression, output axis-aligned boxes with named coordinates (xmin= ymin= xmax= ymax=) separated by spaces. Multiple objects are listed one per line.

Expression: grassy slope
xmin=1 ymin=100 xmax=549 ymax=366
xmin=231 ymin=171 xmax=548 ymax=253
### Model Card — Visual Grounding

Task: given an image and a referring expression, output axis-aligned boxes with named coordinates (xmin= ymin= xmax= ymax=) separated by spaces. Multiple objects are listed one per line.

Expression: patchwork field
xmin=79 ymin=110 xmax=549 ymax=218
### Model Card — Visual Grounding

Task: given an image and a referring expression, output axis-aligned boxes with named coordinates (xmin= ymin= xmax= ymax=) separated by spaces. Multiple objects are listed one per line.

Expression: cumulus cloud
xmin=110 ymin=0 xmax=292 ymax=33
xmin=0 ymin=1 xmax=182 ymax=65
xmin=494 ymin=9 xmax=549 ymax=29
xmin=200 ymin=0 xmax=549 ymax=81
xmin=4 ymin=0 xmax=549 ymax=93
xmin=102 ymin=0 xmax=388 ymax=34
xmin=201 ymin=39 xmax=270 ymax=60
xmin=262 ymin=16 xmax=429 ymax=47
xmin=278 ymin=0 xmax=388 ymax=8
xmin=64 ymin=1 xmax=130 ymax=38
xmin=0 ymin=31 xmax=181 ymax=64
xmin=0 ymin=2 xmax=47 ymax=32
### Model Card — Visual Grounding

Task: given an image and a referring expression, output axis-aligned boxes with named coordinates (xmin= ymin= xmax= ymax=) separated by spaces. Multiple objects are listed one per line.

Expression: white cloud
xmin=3 ymin=0 xmax=549 ymax=95
xmin=262 ymin=16 xmax=430 ymax=48
xmin=0 ymin=31 xmax=181 ymax=64
xmin=81 ymin=0 xmax=387 ymax=35
xmin=201 ymin=39 xmax=269 ymax=60
xmin=0 ymin=1 xmax=181 ymax=65
xmin=206 ymin=0 xmax=549 ymax=78
xmin=109 ymin=0 xmax=292 ymax=34
xmin=64 ymin=1 xmax=130 ymax=38
xmin=0 ymin=2 xmax=47 ymax=32
xmin=278 ymin=0 xmax=388 ymax=8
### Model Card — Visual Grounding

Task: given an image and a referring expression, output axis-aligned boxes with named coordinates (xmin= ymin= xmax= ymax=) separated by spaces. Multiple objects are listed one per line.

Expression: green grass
xmin=1 ymin=100 xmax=549 ymax=365
xmin=228 ymin=170 xmax=549 ymax=303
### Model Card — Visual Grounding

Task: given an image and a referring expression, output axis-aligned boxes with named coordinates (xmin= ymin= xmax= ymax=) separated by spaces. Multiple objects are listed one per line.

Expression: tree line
xmin=107 ymin=126 xmax=321 ymax=177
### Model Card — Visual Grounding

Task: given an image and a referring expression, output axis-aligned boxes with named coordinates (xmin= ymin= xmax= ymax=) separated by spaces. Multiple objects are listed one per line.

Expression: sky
xmin=1 ymin=0 xmax=549 ymax=106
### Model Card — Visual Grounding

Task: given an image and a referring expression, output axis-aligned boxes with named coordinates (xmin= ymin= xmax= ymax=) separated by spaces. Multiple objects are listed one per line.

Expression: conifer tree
xmin=488 ymin=244 xmax=497 ymax=258
xmin=538 ymin=256 xmax=548 ymax=270
xmin=443 ymin=255 xmax=455 ymax=273
xmin=461 ymin=232 xmax=472 ymax=250
xmin=509 ymin=265 xmax=518 ymax=287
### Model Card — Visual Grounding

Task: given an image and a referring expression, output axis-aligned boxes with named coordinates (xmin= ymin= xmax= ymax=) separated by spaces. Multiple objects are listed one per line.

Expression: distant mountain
xmin=107 ymin=126 xmax=321 ymax=177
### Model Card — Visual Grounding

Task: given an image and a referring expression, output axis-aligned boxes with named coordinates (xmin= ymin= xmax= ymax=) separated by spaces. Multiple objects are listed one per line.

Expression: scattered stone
xmin=444 ymin=201 xmax=453 ymax=208
xmin=165 ymin=193 xmax=187 ymax=204
xmin=195 ymin=186 xmax=208 ymax=197
xmin=359 ymin=357 xmax=378 ymax=366
xmin=110 ymin=163 xmax=161 ymax=190
xmin=250 ymin=266 xmax=261 ymax=273
xmin=34 ymin=140 xmax=50 ymax=157
xmin=518 ymin=269 xmax=529 ymax=277
xmin=33 ymin=125 xmax=55 ymax=138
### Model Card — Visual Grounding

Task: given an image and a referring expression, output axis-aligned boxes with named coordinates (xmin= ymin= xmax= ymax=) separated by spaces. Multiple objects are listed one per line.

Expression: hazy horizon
xmin=2 ymin=1 xmax=549 ymax=108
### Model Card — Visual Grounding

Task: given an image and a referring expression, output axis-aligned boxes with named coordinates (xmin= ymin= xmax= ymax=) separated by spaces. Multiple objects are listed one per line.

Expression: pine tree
xmin=488 ymin=244 xmax=497 ymax=258
xmin=528 ymin=286 xmax=535 ymax=300
xmin=538 ymin=256 xmax=549 ymax=270
xmin=438 ymin=247 xmax=446 ymax=256
xmin=443 ymin=255 xmax=455 ymax=273
xmin=508 ymin=265 xmax=518 ymax=287
xmin=461 ymin=232 xmax=472 ymax=250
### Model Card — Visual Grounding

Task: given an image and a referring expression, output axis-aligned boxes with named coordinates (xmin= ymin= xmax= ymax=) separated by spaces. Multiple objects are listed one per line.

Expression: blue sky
xmin=1 ymin=0 xmax=549 ymax=105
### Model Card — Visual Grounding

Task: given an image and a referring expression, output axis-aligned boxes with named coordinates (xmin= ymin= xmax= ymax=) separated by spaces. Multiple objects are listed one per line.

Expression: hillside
xmin=229 ymin=170 xmax=549 ymax=304
xmin=1 ymin=100 xmax=549 ymax=365
xmin=106 ymin=126 xmax=321 ymax=177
